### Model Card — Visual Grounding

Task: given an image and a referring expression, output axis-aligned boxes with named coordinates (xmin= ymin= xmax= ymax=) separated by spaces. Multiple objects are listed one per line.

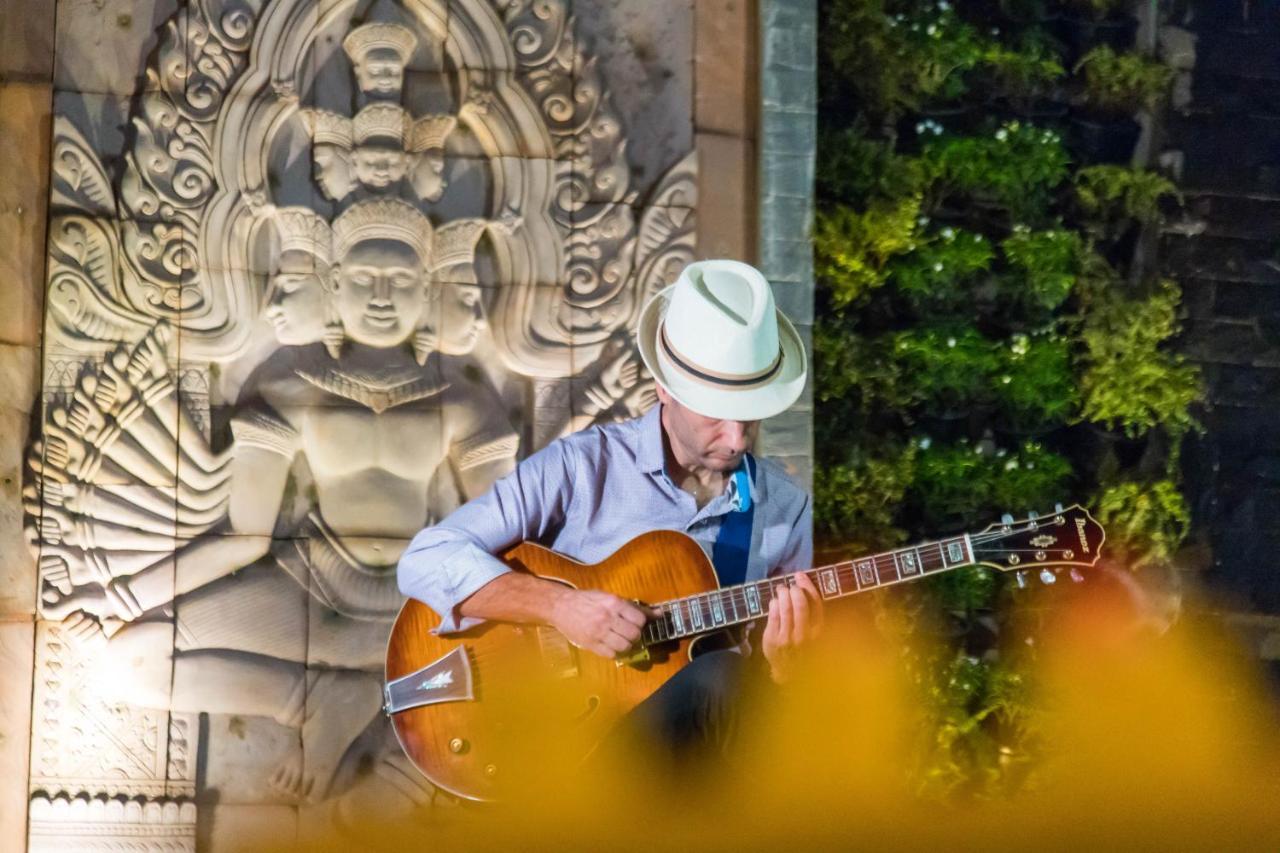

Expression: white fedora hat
xmin=636 ymin=259 xmax=807 ymax=421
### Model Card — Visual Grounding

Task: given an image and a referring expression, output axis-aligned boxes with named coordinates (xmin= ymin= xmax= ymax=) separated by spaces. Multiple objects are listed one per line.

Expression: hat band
xmin=659 ymin=322 xmax=784 ymax=391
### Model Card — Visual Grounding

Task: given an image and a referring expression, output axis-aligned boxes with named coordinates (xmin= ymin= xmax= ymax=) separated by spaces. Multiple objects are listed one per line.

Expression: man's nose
xmin=372 ymin=275 xmax=391 ymax=301
xmin=721 ymin=420 xmax=749 ymax=452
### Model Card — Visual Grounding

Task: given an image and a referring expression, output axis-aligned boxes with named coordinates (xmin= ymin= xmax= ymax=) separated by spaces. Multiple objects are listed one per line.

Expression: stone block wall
xmin=0 ymin=0 xmax=815 ymax=849
xmin=1165 ymin=2 xmax=1280 ymax=661
xmin=0 ymin=2 xmax=55 ymax=848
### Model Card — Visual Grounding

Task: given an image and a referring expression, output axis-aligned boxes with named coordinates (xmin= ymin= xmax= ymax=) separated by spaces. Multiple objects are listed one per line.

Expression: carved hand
xmin=41 ymin=582 xmax=112 ymax=622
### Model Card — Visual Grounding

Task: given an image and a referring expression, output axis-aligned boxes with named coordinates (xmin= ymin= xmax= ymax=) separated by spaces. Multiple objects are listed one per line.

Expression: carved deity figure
xmin=43 ymin=198 xmax=518 ymax=800
xmin=343 ymin=22 xmax=417 ymax=98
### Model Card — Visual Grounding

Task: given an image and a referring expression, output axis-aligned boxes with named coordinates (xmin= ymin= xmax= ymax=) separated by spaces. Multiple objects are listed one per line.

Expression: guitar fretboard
xmin=641 ymin=535 xmax=974 ymax=646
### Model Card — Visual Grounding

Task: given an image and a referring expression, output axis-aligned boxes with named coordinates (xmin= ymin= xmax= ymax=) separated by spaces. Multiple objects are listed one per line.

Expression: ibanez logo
xmin=1075 ymin=518 xmax=1090 ymax=553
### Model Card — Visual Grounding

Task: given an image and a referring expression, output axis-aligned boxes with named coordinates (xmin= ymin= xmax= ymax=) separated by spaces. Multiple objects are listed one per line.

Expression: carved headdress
xmin=353 ymin=103 xmax=411 ymax=146
xmin=271 ymin=206 xmax=334 ymax=265
xmin=342 ymin=23 xmax=418 ymax=67
xmin=300 ymin=109 xmax=354 ymax=148
xmin=332 ymin=198 xmax=433 ymax=262
xmin=410 ymin=114 xmax=459 ymax=152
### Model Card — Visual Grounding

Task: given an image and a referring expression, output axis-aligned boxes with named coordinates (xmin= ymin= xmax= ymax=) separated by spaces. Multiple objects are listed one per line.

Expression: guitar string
xmin=643 ymin=520 xmax=1093 ymax=644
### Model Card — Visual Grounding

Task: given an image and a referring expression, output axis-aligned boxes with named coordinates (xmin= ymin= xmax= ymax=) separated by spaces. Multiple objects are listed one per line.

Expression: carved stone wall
xmin=0 ymin=0 xmax=812 ymax=849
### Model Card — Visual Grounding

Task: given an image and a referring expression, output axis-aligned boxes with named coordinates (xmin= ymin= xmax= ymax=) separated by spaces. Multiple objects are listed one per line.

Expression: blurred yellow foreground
xmin=264 ymin=576 xmax=1280 ymax=851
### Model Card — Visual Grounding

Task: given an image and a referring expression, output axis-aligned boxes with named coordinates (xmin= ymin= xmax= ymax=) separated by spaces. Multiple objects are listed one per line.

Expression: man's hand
xmin=761 ymin=571 xmax=824 ymax=684
xmin=549 ymin=589 xmax=650 ymax=659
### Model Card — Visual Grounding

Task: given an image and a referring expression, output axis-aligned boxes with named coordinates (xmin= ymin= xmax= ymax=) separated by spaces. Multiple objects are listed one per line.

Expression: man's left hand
xmin=761 ymin=571 xmax=823 ymax=684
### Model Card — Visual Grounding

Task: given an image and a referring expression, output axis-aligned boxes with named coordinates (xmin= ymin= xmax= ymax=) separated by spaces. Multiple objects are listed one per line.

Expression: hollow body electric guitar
xmin=384 ymin=505 xmax=1105 ymax=801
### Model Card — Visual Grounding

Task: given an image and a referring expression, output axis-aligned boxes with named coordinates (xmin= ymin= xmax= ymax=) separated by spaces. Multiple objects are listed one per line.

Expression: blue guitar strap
xmin=711 ymin=454 xmax=756 ymax=587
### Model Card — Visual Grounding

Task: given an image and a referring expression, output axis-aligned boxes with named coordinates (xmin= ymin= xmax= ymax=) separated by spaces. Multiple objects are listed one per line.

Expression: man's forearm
xmin=456 ymin=571 xmax=574 ymax=625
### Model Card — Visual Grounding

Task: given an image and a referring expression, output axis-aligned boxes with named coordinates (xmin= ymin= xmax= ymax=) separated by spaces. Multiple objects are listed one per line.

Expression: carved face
xmin=354 ymin=144 xmax=410 ymax=188
xmin=353 ymin=47 xmax=407 ymax=95
xmin=333 ymin=238 xmax=425 ymax=347
xmin=313 ymin=144 xmax=355 ymax=201
xmin=655 ymin=385 xmax=760 ymax=474
xmin=410 ymin=150 xmax=447 ymax=202
xmin=265 ymin=250 xmax=329 ymax=345
xmin=435 ymin=281 xmax=487 ymax=355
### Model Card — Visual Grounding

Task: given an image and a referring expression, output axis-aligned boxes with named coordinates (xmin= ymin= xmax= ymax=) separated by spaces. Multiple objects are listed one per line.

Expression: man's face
xmin=353 ymin=47 xmax=406 ymax=95
xmin=265 ymin=250 xmax=328 ymax=345
xmin=333 ymin=238 xmax=425 ymax=347
xmin=657 ymin=386 xmax=759 ymax=474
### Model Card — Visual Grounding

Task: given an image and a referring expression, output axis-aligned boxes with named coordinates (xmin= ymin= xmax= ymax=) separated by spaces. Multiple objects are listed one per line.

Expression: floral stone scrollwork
xmin=29 ymin=0 xmax=697 ymax=840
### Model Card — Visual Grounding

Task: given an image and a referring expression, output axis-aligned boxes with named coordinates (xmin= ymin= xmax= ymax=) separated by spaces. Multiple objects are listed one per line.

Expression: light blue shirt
xmin=397 ymin=404 xmax=813 ymax=633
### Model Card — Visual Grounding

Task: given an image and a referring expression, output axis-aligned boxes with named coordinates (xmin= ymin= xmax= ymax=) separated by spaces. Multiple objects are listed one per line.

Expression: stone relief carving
xmin=29 ymin=0 xmax=696 ymax=842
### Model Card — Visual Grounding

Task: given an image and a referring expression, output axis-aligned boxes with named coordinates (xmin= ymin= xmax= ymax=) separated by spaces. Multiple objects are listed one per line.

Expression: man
xmin=397 ymin=259 xmax=820 ymax=759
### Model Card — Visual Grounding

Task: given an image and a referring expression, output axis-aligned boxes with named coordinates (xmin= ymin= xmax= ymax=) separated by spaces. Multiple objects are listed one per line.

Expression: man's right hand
xmin=549 ymin=589 xmax=649 ymax=659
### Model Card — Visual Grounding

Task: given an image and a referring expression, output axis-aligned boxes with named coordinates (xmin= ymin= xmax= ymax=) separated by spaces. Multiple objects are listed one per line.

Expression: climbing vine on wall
xmin=815 ymin=0 xmax=1200 ymax=797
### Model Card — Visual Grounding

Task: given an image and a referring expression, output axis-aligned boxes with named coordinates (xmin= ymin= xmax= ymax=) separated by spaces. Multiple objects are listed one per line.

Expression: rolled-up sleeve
xmin=397 ymin=439 xmax=578 ymax=633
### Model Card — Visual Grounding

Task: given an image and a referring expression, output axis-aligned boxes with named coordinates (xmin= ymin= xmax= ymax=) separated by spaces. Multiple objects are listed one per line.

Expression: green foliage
xmin=914 ymin=652 xmax=1033 ymax=798
xmin=815 ymin=198 xmax=922 ymax=308
xmin=921 ymin=121 xmax=1071 ymax=222
xmin=912 ymin=439 xmax=1073 ymax=526
xmin=999 ymin=226 xmax=1083 ymax=313
xmin=823 ymin=0 xmax=988 ymax=119
xmin=818 ymin=130 xmax=927 ymax=203
xmin=890 ymin=226 xmax=995 ymax=309
xmin=1094 ymin=478 xmax=1192 ymax=569
xmin=979 ymin=41 xmax=1065 ymax=108
xmin=813 ymin=443 xmax=917 ymax=552
xmin=1078 ymin=282 xmax=1204 ymax=439
xmin=814 ymin=323 xmax=906 ymax=413
xmin=1077 ymin=45 xmax=1176 ymax=114
xmin=892 ymin=325 xmax=1002 ymax=413
xmin=992 ymin=332 xmax=1080 ymax=429
xmin=1075 ymin=165 xmax=1179 ymax=232
xmin=816 ymin=0 xmax=1192 ymax=801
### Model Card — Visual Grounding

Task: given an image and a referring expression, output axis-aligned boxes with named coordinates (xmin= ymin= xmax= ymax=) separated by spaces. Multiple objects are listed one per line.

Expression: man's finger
xmin=603 ymin=631 xmax=632 ymax=653
xmin=775 ymin=584 xmax=793 ymax=648
xmin=613 ymin=600 xmax=648 ymax=627
xmin=791 ymin=581 xmax=810 ymax=645
xmin=793 ymin=572 xmax=824 ymax=640
xmin=763 ymin=598 xmax=780 ymax=647
xmin=612 ymin=615 xmax=642 ymax=643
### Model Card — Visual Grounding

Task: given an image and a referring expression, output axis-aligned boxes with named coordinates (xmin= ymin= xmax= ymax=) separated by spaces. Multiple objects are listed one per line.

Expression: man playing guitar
xmin=397 ymin=259 xmax=818 ymax=761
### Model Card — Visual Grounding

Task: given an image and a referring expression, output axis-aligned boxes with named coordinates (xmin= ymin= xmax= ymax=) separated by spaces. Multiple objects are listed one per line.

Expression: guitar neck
xmin=641 ymin=534 xmax=975 ymax=646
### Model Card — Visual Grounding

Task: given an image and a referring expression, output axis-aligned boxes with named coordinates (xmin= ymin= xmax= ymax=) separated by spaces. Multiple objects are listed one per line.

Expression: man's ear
xmin=326 ymin=265 xmax=341 ymax=293
xmin=654 ymin=383 xmax=672 ymax=406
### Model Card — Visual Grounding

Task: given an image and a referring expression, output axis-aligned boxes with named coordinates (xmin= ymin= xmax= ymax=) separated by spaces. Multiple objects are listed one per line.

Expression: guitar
xmin=383 ymin=505 xmax=1105 ymax=801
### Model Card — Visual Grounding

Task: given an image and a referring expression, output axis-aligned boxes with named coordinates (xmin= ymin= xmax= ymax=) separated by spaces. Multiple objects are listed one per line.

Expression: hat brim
xmin=636 ymin=284 xmax=808 ymax=421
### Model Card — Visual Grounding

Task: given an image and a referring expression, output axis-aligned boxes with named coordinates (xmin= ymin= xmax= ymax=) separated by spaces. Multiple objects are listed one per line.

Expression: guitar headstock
xmin=971 ymin=505 xmax=1105 ymax=578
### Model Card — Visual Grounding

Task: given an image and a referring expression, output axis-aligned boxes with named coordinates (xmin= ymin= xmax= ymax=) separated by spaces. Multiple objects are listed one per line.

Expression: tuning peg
xmin=1001 ymin=513 xmax=1014 ymax=525
xmin=1014 ymin=571 xmax=1027 ymax=589
xmin=1069 ymin=568 xmax=1084 ymax=583
xmin=1027 ymin=510 xmax=1039 ymax=521
xmin=1039 ymin=569 xmax=1056 ymax=585
xmin=1054 ymin=502 xmax=1064 ymax=513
